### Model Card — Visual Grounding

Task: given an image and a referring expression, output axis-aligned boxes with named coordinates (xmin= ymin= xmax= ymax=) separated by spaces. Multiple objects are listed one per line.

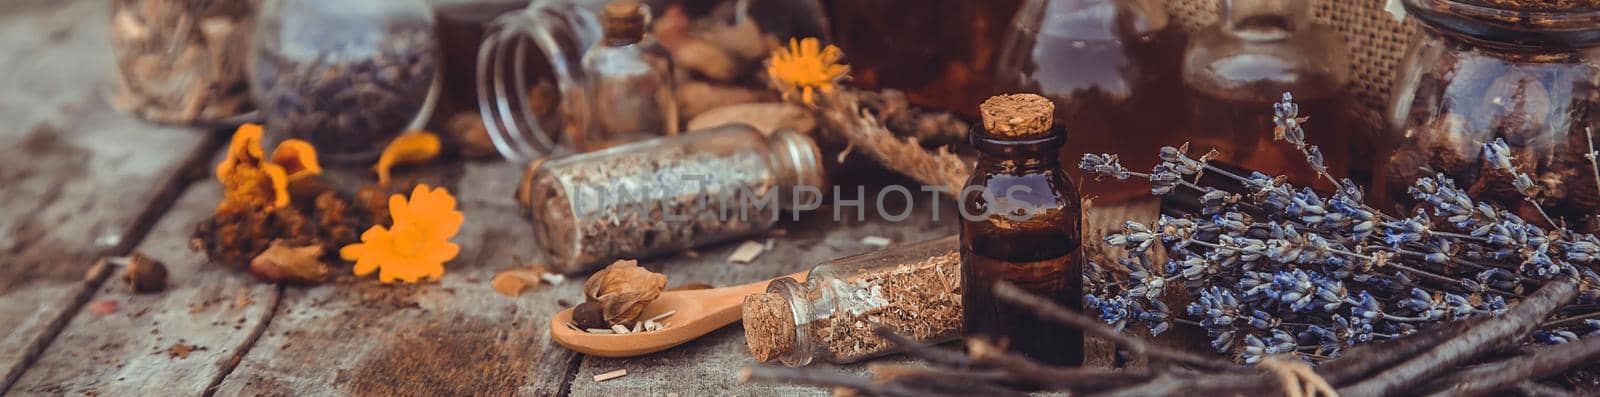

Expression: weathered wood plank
xmin=214 ymin=162 xmax=586 ymax=397
xmin=9 ymin=182 xmax=281 ymax=396
xmin=0 ymin=0 xmax=215 ymax=391
xmin=571 ymin=180 xmax=960 ymax=396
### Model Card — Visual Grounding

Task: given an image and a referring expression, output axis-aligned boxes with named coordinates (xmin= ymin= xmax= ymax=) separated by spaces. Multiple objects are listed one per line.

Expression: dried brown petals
xmin=583 ymin=259 xmax=668 ymax=326
xmin=247 ymin=239 xmax=331 ymax=284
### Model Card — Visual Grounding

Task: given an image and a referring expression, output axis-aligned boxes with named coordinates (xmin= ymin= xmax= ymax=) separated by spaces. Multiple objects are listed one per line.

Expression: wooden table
xmin=0 ymin=2 xmax=1176 ymax=395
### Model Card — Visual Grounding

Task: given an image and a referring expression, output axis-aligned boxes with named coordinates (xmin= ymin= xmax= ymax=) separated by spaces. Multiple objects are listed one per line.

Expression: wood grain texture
xmin=213 ymin=163 xmax=586 ymax=397
xmin=9 ymin=183 xmax=281 ymax=396
xmin=571 ymin=182 xmax=960 ymax=396
xmin=0 ymin=0 xmax=214 ymax=391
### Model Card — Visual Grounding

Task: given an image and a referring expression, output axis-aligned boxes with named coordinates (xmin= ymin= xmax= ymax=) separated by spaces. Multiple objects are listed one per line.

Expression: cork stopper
xmin=979 ymin=93 xmax=1055 ymax=138
xmin=742 ymin=292 xmax=797 ymax=363
xmin=600 ymin=0 xmax=646 ymax=44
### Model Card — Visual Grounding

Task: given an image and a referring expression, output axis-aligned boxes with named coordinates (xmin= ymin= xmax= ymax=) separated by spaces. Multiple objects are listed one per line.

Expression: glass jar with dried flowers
xmin=1374 ymin=0 xmax=1600 ymax=229
xmin=520 ymin=124 xmax=826 ymax=274
xmin=743 ymin=235 xmax=961 ymax=367
xmin=249 ymin=0 xmax=440 ymax=163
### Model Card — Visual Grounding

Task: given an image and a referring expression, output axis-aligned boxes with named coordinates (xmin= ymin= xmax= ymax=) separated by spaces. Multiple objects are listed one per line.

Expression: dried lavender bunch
xmin=1080 ymin=93 xmax=1600 ymax=364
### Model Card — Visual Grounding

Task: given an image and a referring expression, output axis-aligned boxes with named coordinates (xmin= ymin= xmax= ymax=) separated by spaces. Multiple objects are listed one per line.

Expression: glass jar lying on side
xmin=520 ymin=124 xmax=826 ymax=274
xmin=1375 ymin=0 xmax=1600 ymax=225
xmin=742 ymin=235 xmax=961 ymax=367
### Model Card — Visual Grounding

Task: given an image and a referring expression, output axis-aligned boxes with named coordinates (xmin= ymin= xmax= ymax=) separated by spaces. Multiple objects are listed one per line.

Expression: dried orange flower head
xmin=270 ymin=139 xmax=322 ymax=181
xmin=374 ymin=131 xmax=441 ymax=186
xmin=340 ymin=184 xmax=464 ymax=283
xmin=583 ymin=259 xmax=667 ymax=325
xmin=767 ymin=37 xmax=848 ymax=106
xmin=215 ymin=124 xmax=291 ymax=215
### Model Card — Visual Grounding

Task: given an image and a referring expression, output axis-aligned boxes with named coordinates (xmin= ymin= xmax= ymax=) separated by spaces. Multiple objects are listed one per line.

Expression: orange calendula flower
xmin=215 ymin=124 xmax=321 ymax=215
xmin=373 ymin=131 xmax=441 ymax=186
xmin=340 ymin=184 xmax=463 ymax=283
xmin=766 ymin=37 xmax=848 ymax=106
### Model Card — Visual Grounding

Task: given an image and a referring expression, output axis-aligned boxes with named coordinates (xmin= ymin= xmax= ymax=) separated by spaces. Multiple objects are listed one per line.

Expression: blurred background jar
xmin=993 ymin=0 xmax=1188 ymax=202
xmin=479 ymin=0 xmax=827 ymax=161
xmin=1375 ymin=0 xmax=1600 ymax=227
xmin=580 ymin=1 xmax=679 ymax=150
xmin=519 ymin=124 xmax=825 ymax=274
xmin=826 ymin=0 xmax=1020 ymax=118
xmin=1182 ymin=0 xmax=1352 ymax=189
xmin=249 ymin=0 xmax=440 ymax=162
xmin=429 ymin=0 xmax=529 ymax=159
xmin=109 ymin=0 xmax=257 ymax=125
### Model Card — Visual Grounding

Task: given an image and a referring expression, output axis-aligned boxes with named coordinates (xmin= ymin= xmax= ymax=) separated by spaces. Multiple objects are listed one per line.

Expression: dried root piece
xmin=815 ymin=90 xmax=971 ymax=196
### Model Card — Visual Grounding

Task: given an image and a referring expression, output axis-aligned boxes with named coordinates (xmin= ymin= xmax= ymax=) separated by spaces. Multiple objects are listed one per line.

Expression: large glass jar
xmin=249 ymin=0 xmax=440 ymax=162
xmin=743 ymin=235 xmax=961 ymax=367
xmin=829 ymin=0 xmax=1021 ymax=118
xmin=994 ymin=0 xmax=1188 ymax=202
xmin=1182 ymin=0 xmax=1353 ymax=189
xmin=1375 ymin=0 xmax=1600 ymax=226
xmin=521 ymin=124 xmax=825 ymax=274
xmin=109 ymin=0 xmax=257 ymax=124
xmin=961 ymin=94 xmax=1085 ymax=367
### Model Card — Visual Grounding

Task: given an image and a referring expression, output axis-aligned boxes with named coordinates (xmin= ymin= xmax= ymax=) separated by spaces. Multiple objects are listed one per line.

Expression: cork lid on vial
xmin=979 ymin=93 xmax=1056 ymax=139
xmin=601 ymin=0 xmax=646 ymax=45
xmin=742 ymin=292 xmax=797 ymax=363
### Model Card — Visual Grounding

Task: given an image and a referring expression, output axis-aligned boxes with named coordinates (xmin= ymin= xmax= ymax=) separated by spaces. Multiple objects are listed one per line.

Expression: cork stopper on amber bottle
xmin=601 ymin=0 xmax=646 ymax=45
xmin=979 ymin=93 xmax=1056 ymax=139
xmin=742 ymin=293 xmax=797 ymax=363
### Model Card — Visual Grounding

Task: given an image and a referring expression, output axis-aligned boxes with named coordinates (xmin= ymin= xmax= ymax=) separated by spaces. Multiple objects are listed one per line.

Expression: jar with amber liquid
xmin=960 ymin=94 xmax=1084 ymax=366
xmin=994 ymin=0 xmax=1187 ymax=201
xmin=1182 ymin=0 xmax=1353 ymax=188
xmin=827 ymin=0 xmax=1020 ymax=117
xmin=1375 ymin=0 xmax=1600 ymax=227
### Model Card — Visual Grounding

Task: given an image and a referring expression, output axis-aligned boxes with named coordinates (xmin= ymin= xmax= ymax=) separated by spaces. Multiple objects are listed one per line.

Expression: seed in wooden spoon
xmin=611 ymin=324 xmax=630 ymax=334
xmin=586 ymin=328 xmax=615 ymax=334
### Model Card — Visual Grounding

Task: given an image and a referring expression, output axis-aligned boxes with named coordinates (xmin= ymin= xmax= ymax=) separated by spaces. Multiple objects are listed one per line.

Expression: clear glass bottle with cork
xmin=960 ymin=94 xmax=1084 ymax=366
xmin=580 ymin=0 xmax=678 ymax=150
xmin=518 ymin=124 xmax=825 ymax=274
xmin=742 ymin=235 xmax=961 ymax=367
xmin=1181 ymin=0 xmax=1353 ymax=188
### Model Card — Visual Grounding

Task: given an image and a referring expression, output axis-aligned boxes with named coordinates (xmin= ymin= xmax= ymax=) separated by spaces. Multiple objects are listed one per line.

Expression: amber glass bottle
xmin=1182 ymin=0 xmax=1353 ymax=188
xmin=961 ymin=94 xmax=1084 ymax=366
xmin=994 ymin=0 xmax=1187 ymax=202
xmin=826 ymin=0 xmax=1020 ymax=117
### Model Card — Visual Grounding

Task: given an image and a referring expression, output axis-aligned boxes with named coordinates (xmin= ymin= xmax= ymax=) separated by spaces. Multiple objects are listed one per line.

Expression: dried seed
xmin=612 ymin=324 xmax=630 ymax=334
xmin=585 ymin=328 xmax=615 ymax=334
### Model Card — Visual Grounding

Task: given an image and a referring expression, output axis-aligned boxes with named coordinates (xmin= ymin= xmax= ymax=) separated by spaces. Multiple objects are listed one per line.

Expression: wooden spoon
xmin=550 ymin=271 xmax=809 ymax=357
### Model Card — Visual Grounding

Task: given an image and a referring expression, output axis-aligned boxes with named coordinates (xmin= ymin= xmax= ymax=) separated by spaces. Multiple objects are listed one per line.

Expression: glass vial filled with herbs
xmin=520 ymin=124 xmax=825 ymax=274
xmin=743 ymin=235 xmax=961 ymax=367
xmin=960 ymin=94 xmax=1084 ymax=366
xmin=994 ymin=0 xmax=1188 ymax=202
xmin=580 ymin=0 xmax=679 ymax=150
xmin=1181 ymin=0 xmax=1353 ymax=188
